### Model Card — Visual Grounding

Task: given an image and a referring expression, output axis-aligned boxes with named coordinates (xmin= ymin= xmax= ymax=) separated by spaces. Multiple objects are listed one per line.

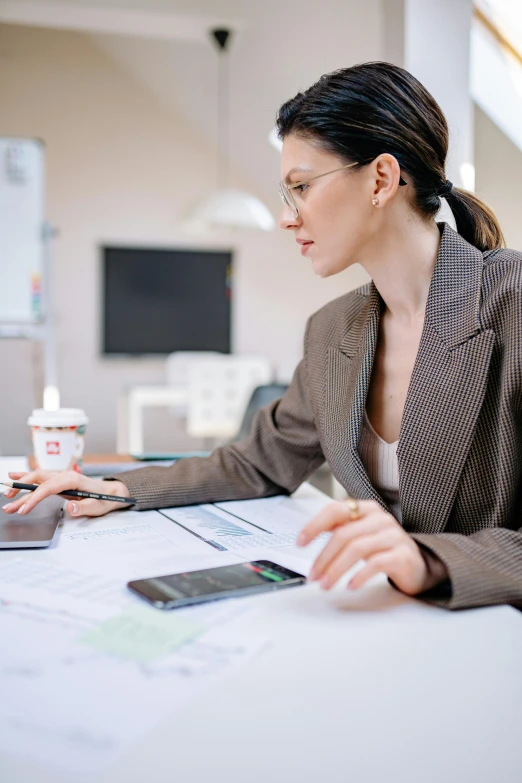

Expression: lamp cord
xmin=217 ymin=45 xmax=229 ymax=190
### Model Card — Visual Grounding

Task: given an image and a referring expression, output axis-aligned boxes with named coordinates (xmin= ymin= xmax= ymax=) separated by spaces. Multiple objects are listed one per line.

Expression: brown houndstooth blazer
xmin=117 ymin=223 xmax=522 ymax=611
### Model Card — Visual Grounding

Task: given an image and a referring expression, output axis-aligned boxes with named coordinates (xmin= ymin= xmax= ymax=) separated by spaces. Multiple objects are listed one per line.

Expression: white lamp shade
xmin=268 ymin=127 xmax=283 ymax=152
xmin=184 ymin=188 xmax=275 ymax=232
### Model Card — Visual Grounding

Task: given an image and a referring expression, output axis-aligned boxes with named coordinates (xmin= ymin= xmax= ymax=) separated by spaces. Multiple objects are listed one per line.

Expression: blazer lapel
xmin=323 ymin=284 xmax=385 ymax=503
xmin=398 ymin=224 xmax=495 ymax=534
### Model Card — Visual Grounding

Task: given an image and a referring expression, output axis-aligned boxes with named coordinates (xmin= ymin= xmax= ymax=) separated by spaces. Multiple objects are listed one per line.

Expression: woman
xmin=4 ymin=62 xmax=522 ymax=610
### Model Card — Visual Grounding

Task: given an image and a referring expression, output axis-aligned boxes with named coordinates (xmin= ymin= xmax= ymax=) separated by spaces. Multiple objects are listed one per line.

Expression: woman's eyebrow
xmin=284 ymin=166 xmax=312 ymax=184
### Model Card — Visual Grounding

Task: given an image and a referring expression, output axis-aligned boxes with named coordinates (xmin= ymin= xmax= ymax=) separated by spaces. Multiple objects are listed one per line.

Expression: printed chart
xmin=161 ymin=494 xmax=331 ymax=556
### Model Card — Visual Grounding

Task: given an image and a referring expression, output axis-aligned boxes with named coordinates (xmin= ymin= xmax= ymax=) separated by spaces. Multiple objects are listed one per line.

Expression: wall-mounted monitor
xmin=102 ymin=246 xmax=232 ymax=355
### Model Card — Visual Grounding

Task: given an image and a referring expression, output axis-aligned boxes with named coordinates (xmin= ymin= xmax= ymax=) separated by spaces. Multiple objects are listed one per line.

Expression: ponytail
xmin=445 ymin=188 xmax=505 ymax=252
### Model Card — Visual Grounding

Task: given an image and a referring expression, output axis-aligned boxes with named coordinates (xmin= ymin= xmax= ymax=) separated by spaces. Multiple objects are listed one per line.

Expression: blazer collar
xmin=424 ymin=222 xmax=484 ymax=348
xmin=339 ymin=282 xmax=379 ymax=359
xmin=328 ymin=223 xmax=493 ymax=533
xmin=338 ymin=222 xmax=484 ymax=360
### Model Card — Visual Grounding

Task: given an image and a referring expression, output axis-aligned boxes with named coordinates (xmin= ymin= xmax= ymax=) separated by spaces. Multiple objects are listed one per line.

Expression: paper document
xmin=0 ymin=556 xmax=125 ymax=616
xmin=52 ymin=509 xmax=231 ymax=581
xmin=80 ymin=604 xmax=205 ymax=662
xmin=161 ymin=493 xmax=331 ymax=556
xmin=216 ymin=491 xmax=331 ymax=533
xmin=0 ymin=489 xmax=332 ymax=774
xmin=0 ymin=556 xmax=267 ymax=775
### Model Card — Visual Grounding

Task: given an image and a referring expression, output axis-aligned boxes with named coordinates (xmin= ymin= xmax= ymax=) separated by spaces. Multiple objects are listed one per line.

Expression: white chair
xmin=117 ymin=352 xmax=221 ymax=454
xmin=186 ymin=356 xmax=272 ymax=441
xmin=165 ymin=351 xmax=222 ymax=415
xmin=117 ymin=353 xmax=272 ymax=454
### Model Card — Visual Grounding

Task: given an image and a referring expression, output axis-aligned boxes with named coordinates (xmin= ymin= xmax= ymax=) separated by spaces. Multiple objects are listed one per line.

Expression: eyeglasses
xmin=279 ymin=162 xmax=359 ymax=220
xmin=279 ymin=161 xmax=408 ymax=219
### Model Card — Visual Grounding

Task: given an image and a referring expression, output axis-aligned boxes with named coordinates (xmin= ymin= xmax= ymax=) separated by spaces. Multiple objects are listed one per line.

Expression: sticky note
xmin=79 ymin=605 xmax=204 ymax=662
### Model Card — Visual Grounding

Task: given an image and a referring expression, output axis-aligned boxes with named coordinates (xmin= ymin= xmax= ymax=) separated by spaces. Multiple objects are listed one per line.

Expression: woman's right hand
xmin=2 ymin=470 xmax=133 ymax=518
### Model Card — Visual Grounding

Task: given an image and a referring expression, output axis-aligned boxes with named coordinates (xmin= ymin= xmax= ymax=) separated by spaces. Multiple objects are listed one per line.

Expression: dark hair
xmin=276 ymin=62 xmax=504 ymax=252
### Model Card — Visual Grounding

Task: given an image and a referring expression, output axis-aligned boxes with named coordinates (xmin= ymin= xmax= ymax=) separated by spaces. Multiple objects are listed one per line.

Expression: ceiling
xmin=472 ymin=1 xmax=522 ymax=155
xmin=476 ymin=0 xmax=522 ymax=58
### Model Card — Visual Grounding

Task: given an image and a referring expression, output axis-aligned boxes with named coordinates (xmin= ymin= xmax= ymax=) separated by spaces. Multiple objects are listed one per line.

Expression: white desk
xmin=117 ymin=385 xmax=189 ymax=455
xmin=2 ymin=460 xmax=522 ymax=783
xmin=107 ymin=584 xmax=522 ymax=783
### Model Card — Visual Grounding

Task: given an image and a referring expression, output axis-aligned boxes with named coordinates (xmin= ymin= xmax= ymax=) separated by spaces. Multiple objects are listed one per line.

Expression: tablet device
xmin=0 ymin=494 xmax=64 ymax=548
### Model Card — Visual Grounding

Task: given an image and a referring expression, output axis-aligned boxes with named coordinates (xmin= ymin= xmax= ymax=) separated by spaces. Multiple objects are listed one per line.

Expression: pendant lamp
xmin=183 ymin=28 xmax=275 ymax=233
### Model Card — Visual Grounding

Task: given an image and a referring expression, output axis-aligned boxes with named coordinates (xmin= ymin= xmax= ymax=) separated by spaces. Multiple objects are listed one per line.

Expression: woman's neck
xmin=361 ymin=218 xmax=441 ymax=324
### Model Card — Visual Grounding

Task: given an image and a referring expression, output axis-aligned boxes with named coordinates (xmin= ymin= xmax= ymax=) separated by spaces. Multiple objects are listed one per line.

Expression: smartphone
xmin=127 ymin=560 xmax=307 ymax=609
xmin=0 ymin=495 xmax=64 ymax=548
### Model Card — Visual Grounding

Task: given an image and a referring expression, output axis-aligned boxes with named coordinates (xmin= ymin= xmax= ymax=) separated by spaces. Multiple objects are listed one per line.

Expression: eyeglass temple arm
xmin=287 ymin=167 xmax=408 ymax=190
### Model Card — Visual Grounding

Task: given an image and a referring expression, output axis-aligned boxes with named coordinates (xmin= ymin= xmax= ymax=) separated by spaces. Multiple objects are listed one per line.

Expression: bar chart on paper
xmin=160 ymin=494 xmax=331 ymax=556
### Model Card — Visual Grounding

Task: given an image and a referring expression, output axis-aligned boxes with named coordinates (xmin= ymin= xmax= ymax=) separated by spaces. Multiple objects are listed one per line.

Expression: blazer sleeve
xmin=410 ymin=527 xmax=522 ymax=610
xmin=409 ymin=271 xmax=522 ymax=612
xmin=114 ymin=325 xmax=325 ymax=511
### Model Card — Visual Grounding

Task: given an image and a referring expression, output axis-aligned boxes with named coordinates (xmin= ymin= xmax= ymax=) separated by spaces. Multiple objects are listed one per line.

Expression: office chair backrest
xmin=234 ymin=383 xmax=289 ymax=442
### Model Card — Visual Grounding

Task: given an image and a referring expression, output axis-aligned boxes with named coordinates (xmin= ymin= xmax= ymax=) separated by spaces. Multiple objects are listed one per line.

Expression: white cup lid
xmin=28 ymin=408 xmax=89 ymax=428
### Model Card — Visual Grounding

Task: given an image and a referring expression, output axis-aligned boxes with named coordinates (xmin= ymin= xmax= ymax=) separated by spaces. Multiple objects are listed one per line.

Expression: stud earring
xmin=372 ymin=198 xmax=379 ymax=206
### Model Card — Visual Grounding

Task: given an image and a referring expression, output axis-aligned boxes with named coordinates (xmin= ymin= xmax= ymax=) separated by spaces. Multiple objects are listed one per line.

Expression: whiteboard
xmin=0 ymin=138 xmax=44 ymax=323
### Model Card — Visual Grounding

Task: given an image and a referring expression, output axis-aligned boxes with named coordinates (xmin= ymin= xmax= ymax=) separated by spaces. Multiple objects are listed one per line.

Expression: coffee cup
xmin=27 ymin=408 xmax=89 ymax=471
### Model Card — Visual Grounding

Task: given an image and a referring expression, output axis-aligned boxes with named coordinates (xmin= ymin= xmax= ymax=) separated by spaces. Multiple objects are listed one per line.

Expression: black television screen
xmin=102 ymin=246 xmax=232 ymax=355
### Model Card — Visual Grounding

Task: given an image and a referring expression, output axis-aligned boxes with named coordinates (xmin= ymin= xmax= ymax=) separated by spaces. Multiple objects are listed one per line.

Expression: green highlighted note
xmin=79 ymin=605 xmax=204 ymax=662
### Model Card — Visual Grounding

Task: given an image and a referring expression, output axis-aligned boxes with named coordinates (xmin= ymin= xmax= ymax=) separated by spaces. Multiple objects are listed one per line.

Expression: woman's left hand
xmin=297 ymin=499 xmax=448 ymax=595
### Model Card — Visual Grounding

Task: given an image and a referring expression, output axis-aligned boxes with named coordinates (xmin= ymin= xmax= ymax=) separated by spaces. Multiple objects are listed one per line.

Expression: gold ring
xmin=345 ymin=497 xmax=360 ymax=519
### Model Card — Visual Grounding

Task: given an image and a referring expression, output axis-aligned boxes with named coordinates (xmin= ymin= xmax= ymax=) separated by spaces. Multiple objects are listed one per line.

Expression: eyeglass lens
xmin=279 ymin=182 xmax=298 ymax=218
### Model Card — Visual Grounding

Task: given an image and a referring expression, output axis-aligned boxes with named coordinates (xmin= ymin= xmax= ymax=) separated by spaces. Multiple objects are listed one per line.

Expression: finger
xmin=6 ymin=472 xmax=82 ymax=515
xmin=2 ymin=474 xmax=41 ymax=508
xmin=66 ymin=498 xmax=111 ymax=518
xmin=297 ymin=499 xmax=381 ymax=546
xmin=3 ymin=473 xmax=27 ymax=497
xmin=5 ymin=470 xmax=56 ymax=500
xmin=319 ymin=530 xmax=400 ymax=589
xmin=347 ymin=551 xmax=398 ymax=591
xmin=8 ymin=470 xmax=56 ymax=484
xmin=3 ymin=491 xmax=33 ymax=513
xmin=309 ymin=513 xmax=388 ymax=580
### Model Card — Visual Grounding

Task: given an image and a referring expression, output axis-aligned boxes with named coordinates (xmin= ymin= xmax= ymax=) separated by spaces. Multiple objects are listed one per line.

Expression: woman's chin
xmin=311 ymin=258 xmax=335 ymax=278
xmin=312 ymin=253 xmax=358 ymax=278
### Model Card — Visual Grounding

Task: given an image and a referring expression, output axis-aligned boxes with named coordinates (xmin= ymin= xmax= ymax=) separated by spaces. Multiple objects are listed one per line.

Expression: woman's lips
xmin=299 ymin=241 xmax=314 ymax=256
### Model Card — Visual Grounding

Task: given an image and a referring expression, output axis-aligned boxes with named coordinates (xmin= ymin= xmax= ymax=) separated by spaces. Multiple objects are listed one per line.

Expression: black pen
xmin=1 ymin=480 xmax=136 ymax=505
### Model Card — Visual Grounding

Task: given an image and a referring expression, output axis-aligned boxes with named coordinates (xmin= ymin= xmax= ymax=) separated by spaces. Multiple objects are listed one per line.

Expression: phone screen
xmin=128 ymin=560 xmax=306 ymax=609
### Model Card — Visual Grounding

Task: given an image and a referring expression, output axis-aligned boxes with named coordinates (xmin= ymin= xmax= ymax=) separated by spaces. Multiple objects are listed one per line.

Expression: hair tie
xmin=438 ymin=179 xmax=454 ymax=196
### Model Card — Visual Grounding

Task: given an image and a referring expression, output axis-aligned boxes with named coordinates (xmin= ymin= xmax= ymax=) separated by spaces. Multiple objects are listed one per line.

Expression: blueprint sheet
xmin=0 ymin=486 xmax=330 ymax=775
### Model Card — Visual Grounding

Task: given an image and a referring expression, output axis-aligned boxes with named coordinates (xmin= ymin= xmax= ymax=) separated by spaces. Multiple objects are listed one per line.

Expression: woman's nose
xmin=279 ymin=204 xmax=300 ymax=230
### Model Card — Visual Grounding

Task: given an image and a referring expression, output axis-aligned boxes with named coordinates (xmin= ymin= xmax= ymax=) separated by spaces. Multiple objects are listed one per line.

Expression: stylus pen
xmin=1 ymin=480 xmax=136 ymax=505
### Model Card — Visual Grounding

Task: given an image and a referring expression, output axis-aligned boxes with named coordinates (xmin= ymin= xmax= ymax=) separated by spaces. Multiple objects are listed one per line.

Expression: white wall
xmin=5 ymin=11 xmax=516 ymax=458
xmin=0 ymin=20 xmax=376 ymax=454
xmin=474 ymin=106 xmax=522 ymax=251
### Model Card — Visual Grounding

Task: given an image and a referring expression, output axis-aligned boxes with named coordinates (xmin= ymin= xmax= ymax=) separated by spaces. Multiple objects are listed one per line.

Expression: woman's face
xmin=279 ymin=134 xmax=375 ymax=278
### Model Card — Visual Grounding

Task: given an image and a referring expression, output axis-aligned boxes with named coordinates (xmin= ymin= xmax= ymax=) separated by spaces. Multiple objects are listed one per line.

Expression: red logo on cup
xmin=46 ymin=441 xmax=60 ymax=455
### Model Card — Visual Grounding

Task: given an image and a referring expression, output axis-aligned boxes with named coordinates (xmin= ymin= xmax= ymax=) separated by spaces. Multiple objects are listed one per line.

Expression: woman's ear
xmin=371 ymin=154 xmax=403 ymax=206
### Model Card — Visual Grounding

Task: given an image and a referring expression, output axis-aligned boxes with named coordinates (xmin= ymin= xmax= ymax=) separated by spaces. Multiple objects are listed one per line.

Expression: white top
xmin=358 ymin=409 xmax=402 ymax=522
